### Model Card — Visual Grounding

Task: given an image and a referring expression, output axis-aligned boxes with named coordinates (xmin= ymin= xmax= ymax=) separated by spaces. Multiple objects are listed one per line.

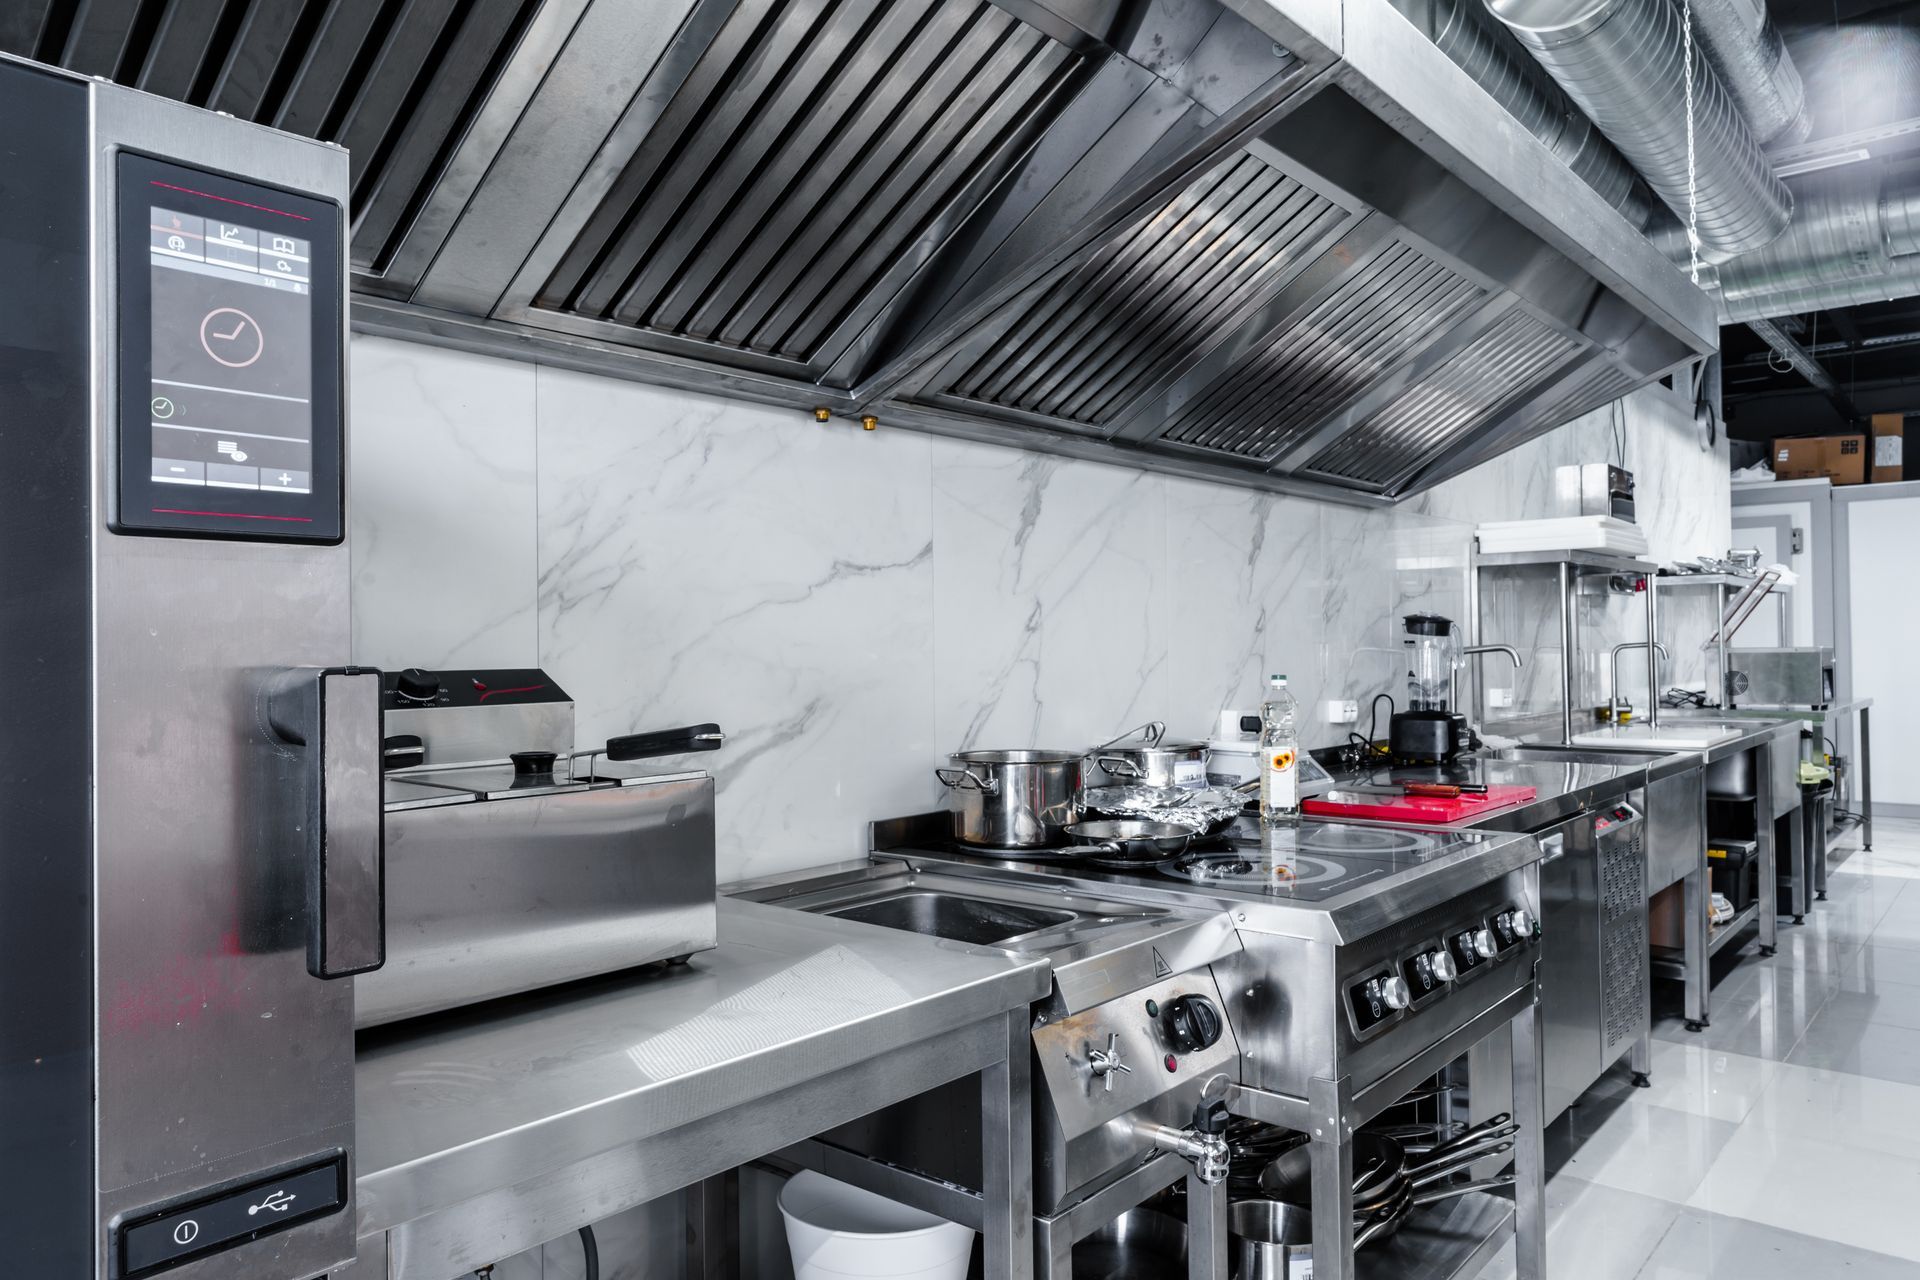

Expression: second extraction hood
xmin=23 ymin=0 xmax=1712 ymax=503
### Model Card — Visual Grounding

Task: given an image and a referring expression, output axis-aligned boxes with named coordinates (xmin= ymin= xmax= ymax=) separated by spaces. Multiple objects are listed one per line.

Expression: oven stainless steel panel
xmin=359 ymin=776 xmax=717 ymax=1028
xmin=89 ymin=84 xmax=357 ymax=1278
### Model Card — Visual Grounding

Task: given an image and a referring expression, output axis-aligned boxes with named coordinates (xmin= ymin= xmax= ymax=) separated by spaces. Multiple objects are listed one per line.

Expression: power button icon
xmin=171 ymin=1219 xmax=200 ymax=1246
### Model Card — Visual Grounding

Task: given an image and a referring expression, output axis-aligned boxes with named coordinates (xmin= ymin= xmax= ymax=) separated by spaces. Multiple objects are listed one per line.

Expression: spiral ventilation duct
xmin=1713 ymin=167 xmax=1920 ymax=321
xmin=1484 ymin=0 xmax=1793 ymax=259
xmin=1424 ymin=0 xmax=1651 ymax=225
xmin=1690 ymin=0 xmax=1810 ymax=145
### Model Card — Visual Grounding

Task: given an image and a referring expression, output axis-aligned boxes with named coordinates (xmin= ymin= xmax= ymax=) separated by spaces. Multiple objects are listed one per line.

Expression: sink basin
xmin=827 ymin=892 xmax=1076 ymax=945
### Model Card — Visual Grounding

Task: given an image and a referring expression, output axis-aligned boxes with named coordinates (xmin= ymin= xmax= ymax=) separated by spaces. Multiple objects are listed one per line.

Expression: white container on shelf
xmin=778 ymin=1171 xmax=974 ymax=1280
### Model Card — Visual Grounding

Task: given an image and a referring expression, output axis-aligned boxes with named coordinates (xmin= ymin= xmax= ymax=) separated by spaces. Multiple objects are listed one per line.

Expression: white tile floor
xmin=1472 ymin=817 xmax=1920 ymax=1280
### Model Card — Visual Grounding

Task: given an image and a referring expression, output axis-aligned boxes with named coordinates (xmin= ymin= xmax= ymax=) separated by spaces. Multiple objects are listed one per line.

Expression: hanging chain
xmin=1683 ymin=0 xmax=1700 ymax=284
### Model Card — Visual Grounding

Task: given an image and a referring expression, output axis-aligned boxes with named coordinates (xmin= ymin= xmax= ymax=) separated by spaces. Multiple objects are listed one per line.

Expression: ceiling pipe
xmin=1745 ymin=317 xmax=1860 ymax=420
xmin=1422 ymin=0 xmax=1652 ymax=225
xmin=1717 ymin=252 xmax=1920 ymax=322
xmin=1689 ymin=0 xmax=1810 ymax=145
xmin=1714 ymin=168 xmax=1920 ymax=303
xmin=1484 ymin=0 xmax=1793 ymax=258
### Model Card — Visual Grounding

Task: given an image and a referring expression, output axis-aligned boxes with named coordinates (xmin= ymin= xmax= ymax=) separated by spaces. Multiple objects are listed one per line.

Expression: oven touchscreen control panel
xmin=113 ymin=152 xmax=344 ymax=542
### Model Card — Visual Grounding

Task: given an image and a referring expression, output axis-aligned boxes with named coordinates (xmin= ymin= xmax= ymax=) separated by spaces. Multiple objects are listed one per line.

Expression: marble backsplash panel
xmin=349 ymin=337 xmax=1733 ymax=874
xmin=533 ymin=368 xmax=938 ymax=879
xmin=349 ymin=337 xmax=539 ymax=669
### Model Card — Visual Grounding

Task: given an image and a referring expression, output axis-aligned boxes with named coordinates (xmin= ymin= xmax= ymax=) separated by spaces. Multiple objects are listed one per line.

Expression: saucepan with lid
xmin=1087 ymin=721 xmax=1211 ymax=790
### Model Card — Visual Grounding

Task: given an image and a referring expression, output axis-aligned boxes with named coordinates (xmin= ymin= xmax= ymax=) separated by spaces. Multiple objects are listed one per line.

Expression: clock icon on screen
xmin=199 ymin=307 xmax=264 ymax=369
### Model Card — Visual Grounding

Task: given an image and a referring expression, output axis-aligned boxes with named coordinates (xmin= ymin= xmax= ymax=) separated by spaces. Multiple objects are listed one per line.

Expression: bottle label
xmin=1267 ymin=748 xmax=1297 ymax=807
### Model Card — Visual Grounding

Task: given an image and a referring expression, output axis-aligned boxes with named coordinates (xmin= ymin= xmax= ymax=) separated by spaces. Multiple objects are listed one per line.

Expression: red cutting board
xmin=1303 ymin=784 xmax=1538 ymax=825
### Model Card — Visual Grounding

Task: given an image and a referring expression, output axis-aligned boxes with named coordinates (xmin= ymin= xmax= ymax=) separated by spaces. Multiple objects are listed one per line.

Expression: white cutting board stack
xmin=1475 ymin=515 xmax=1649 ymax=556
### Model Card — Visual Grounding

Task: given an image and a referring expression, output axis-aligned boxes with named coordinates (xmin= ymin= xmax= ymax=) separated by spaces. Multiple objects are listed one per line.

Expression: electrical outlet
xmin=1488 ymin=688 xmax=1515 ymax=708
xmin=1323 ymin=699 xmax=1359 ymax=724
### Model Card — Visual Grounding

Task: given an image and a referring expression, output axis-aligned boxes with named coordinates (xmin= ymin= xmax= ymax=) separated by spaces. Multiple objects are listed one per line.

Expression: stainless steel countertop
xmin=1496 ymin=711 xmax=1796 ymax=764
xmin=1322 ymin=751 xmax=1663 ymax=834
xmin=1673 ymin=698 xmax=1872 ymax=724
xmin=353 ymin=897 xmax=1049 ymax=1238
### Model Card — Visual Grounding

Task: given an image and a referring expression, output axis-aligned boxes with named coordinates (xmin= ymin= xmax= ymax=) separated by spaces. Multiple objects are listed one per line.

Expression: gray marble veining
xmin=348 ymin=338 xmax=1734 ymax=878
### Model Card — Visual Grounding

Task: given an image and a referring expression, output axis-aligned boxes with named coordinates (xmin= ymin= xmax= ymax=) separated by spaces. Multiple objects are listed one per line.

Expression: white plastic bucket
xmin=778 ymin=1171 xmax=974 ymax=1280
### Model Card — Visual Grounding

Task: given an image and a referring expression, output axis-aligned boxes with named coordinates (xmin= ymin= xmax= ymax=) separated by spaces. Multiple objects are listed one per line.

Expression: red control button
xmin=1164 ymin=1054 xmax=1179 ymax=1073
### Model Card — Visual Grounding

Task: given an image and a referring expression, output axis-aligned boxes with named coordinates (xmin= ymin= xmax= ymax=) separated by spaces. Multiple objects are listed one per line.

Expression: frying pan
xmin=1063 ymin=819 xmax=1194 ymax=866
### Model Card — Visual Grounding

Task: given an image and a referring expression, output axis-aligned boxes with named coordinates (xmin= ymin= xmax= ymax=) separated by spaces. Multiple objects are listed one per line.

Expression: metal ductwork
xmin=3 ymin=0 xmax=1716 ymax=506
xmin=1485 ymin=0 xmax=1793 ymax=259
xmin=1690 ymin=0 xmax=1810 ymax=145
xmin=1719 ymin=251 xmax=1920 ymax=323
xmin=1419 ymin=0 xmax=1651 ymax=226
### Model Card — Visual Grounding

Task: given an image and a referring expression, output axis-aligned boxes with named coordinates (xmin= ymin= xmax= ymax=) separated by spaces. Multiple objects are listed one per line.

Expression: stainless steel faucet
xmin=1611 ymin=641 xmax=1668 ymax=715
xmin=1452 ymin=645 xmax=1523 ymax=721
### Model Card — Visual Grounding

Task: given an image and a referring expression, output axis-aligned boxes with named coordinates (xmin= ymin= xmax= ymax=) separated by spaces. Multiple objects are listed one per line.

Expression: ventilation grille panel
xmin=1157 ymin=242 xmax=1485 ymax=461
xmin=945 ymin=154 xmax=1348 ymax=427
xmin=1302 ymin=310 xmax=1583 ymax=489
xmin=539 ymin=0 xmax=1081 ymax=368
xmin=1601 ymin=829 xmax=1649 ymax=1053
xmin=0 ymin=0 xmax=543 ymax=276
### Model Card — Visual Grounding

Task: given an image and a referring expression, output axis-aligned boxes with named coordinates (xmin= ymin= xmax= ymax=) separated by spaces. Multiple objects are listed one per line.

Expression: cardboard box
xmin=1871 ymin=413 xmax=1905 ymax=483
xmin=1772 ymin=433 xmax=1867 ymax=485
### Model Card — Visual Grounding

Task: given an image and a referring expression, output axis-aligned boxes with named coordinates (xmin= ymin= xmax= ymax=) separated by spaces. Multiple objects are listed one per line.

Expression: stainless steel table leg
xmin=1628 ymin=1032 xmax=1653 ymax=1088
xmin=1755 ymin=758 xmax=1779 ymax=953
xmin=980 ymin=1008 xmax=1034 ymax=1280
xmin=687 ymin=1171 xmax=739 ymax=1280
xmin=1186 ymin=1169 xmax=1227 ymax=1280
xmin=1510 ymin=997 xmax=1547 ymax=1280
xmin=1035 ymin=1218 xmax=1072 ymax=1280
xmin=1789 ymin=797 xmax=1808 ymax=919
xmin=1683 ymin=867 xmax=1710 ymax=1030
xmin=1862 ymin=707 xmax=1874 ymax=850
xmin=1308 ymin=1075 xmax=1356 ymax=1280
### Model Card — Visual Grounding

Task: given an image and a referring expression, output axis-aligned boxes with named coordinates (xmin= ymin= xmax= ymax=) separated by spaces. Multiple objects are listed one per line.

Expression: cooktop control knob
xmin=1366 ymin=975 xmax=1412 ymax=1011
xmin=395 ymin=668 xmax=441 ymax=704
xmin=1424 ymin=949 xmax=1458 ymax=984
xmin=1497 ymin=908 xmax=1536 ymax=942
xmin=1471 ymin=927 xmax=1499 ymax=959
xmin=1163 ymin=994 xmax=1224 ymax=1054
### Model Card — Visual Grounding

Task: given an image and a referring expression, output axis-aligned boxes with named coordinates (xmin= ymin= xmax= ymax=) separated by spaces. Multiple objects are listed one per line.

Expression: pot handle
xmin=1093 ymin=721 xmax=1166 ymax=752
xmin=1409 ymin=1173 xmax=1516 ymax=1207
xmin=1353 ymin=1185 xmax=1412 ymax=1248
xmin=1094 ymin=755 xmax=1146 ymax=779
xmin=936 ymin=766 xmax=1000 ymax=794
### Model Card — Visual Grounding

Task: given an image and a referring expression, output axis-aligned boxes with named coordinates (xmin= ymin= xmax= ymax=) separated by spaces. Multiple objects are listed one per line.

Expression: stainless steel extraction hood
xmin=6 ymin=0 xmax=1715 ymax=504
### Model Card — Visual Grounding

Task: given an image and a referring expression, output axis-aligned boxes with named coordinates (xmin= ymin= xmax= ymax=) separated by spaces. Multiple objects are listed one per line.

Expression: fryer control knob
xmin=1424 ymin=949 xmax=1458 ymax=983
xmin=394 ymin=668 xmax=441 ymax=703
xmin=1497 ymin=909 xmax=1535 ymax=941
xmin=1471 ymin=927 xmax=1499 ymax=959
xmin=1163 ymin=995 xmax=1224 ymax=1054
xmin=1366 ymin=975 xmax=1412 ymax=1011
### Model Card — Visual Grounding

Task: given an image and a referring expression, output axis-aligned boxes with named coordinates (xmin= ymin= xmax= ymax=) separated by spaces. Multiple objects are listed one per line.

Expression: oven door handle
xmin=268 ymin=666 xmax=386 ymax=978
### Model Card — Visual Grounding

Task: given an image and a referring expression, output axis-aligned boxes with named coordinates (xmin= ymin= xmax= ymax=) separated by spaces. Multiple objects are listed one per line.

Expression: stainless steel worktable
xmin=1321 ymin=753 xmax=1660 ymax=834
xmin=350 ymin=898 xmax=1050 ymax=1280
xmin=1514 ymin=716 xmax=1801 ymax=1027
xmin=1679 ymin=698 xmax=1875 ymax=852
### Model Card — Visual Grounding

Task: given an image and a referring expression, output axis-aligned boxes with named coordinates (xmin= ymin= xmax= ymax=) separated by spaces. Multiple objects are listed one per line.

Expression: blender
xmin=1389 ymin=613 xmax=1469 ymax=764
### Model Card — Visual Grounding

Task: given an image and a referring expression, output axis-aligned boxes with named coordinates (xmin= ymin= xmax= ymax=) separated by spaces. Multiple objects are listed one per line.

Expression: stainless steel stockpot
xmin=1087 ymin=722 xmax=1211 ymax=789
xmin=935 ymin=749 xmax=1084 ymax=848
